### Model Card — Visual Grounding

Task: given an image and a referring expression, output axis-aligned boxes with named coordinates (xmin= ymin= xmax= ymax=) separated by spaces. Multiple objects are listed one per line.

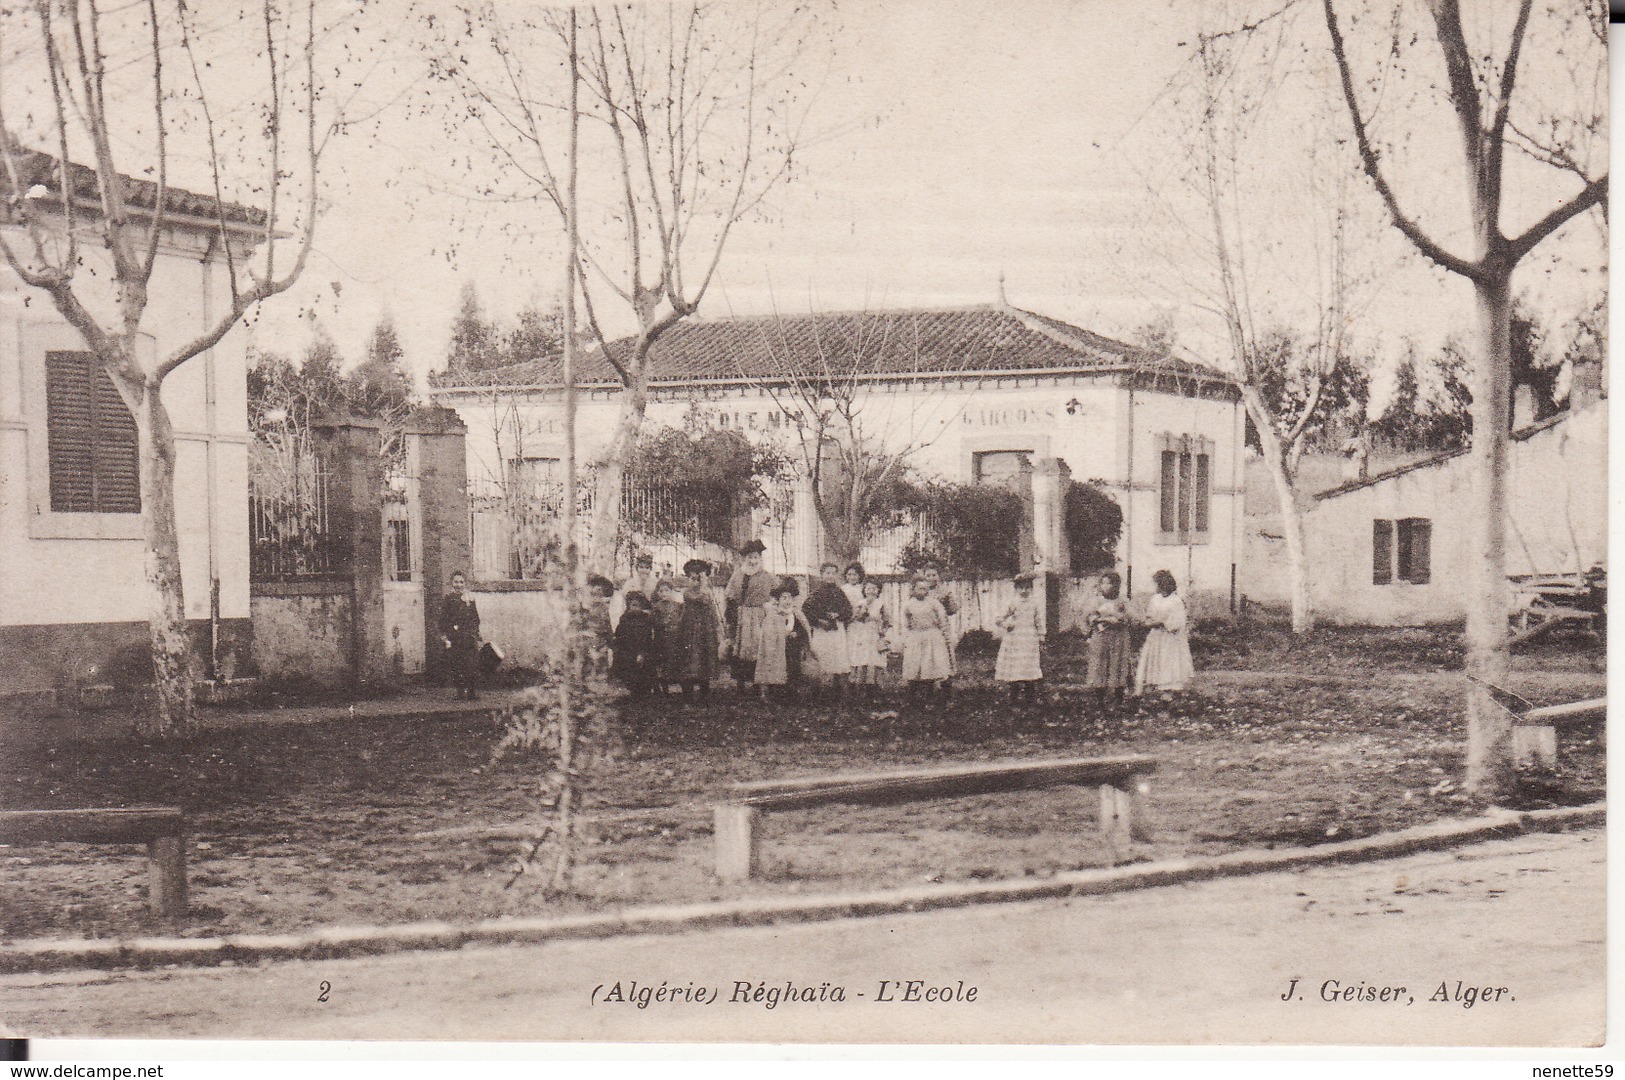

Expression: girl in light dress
xmin=802 ymin=560 xmax=854 ymax=694
xmin=845 ymin=572 xmax=887 ymax=694
xmin=993 ymin=572 xmax=1044 ymax=704
xmin=753 ymin=582 xmax=811 ymax=700
xmin=1135 ymin=569 xmax=1195 ymax=697
xmin=900 ymin=576 xmax=952 ymax=699
xmin=1084 ymin=570 xmax=1134 ymax=713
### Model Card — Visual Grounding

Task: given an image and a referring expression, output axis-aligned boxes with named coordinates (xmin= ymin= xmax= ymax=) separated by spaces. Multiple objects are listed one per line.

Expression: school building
xmin=431 ymin=303 xmax=1247 ymax=614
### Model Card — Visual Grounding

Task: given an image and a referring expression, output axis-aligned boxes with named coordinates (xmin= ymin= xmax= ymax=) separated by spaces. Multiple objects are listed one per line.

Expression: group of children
xmin=453 ymin=536 xmax=1195 ymax=709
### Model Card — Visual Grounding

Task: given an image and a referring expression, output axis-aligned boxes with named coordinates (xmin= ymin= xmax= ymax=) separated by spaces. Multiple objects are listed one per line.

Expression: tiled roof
xmin=1314 ymin=408 xmax=1585 ymax=501
xmin=433 ymin=304 xmax=1230 ymax=390
xmin=0 ymin=146 xmax=267 ymax=229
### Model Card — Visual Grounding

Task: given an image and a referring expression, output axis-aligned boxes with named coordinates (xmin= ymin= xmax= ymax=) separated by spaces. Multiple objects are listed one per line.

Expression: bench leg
xmin=1513 ymin=724 xmax=1559 ymax=771
xmin=714 ymin=804 xmax=759 ymax=884
xmin=1099 ymin=781 xmax=1152 ymax=847
xmin=148 ymin=833 xmax=188 ymax=919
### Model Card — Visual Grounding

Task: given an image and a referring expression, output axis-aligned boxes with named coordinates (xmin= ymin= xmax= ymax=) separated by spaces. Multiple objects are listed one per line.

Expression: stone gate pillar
xmin=1031 ymin=456 xmax=1072 ymax=577
xmin=409 ymin=408 xmax=471 ymax=685
xmin=313 ymin=416 xmax=387 ymax=687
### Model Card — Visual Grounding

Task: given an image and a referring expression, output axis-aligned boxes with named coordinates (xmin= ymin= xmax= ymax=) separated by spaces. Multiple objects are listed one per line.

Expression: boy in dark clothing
xmin=610 ymin=590 xmax=657 ymax=696
xmin=439 ymin=571 xmax=482 ymax=700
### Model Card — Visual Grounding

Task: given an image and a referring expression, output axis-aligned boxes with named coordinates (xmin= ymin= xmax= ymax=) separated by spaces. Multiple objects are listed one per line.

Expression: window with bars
xmin=45 ymin=351 xmax=141 ymax=514
xmin=1373 ymin=518 xmax=1431 ymax=585
xmin=1156 ymin=435 xmax=1211 ymax=544
xmin=385 ymin=517 xmax=413 ymax=582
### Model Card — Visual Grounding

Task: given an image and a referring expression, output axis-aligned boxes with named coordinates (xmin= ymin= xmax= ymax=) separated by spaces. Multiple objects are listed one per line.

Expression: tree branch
xmin=1321 ymin=0 xmax=1480 ymax=280
xmin=1507 ymin=174 xmax=1608 ymax=263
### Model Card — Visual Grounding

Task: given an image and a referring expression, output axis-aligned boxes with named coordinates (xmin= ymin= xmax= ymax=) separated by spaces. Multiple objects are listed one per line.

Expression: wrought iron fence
xmin=248 ymin=434 xmax=345 ymax=580
xmin=469 ymin=472 xmax=741 ymax=581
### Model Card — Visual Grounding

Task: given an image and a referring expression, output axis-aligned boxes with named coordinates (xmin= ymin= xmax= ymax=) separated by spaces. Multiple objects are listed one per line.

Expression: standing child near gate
xmin=1084 ymin=570 xmax=1133 ymax=713
xmin=650 ymin=578 xmax=684 ymax=694
xmin=802 ymin=561 xmax=854 ymax=696
xmin=900 ymin=575 xmax=952 ymax=700
xmin=994 ymin=572 xmax=1044 ymax=704
xmin=674 ymin=559 xmax=720 ymax=696
xmin=753 ymin=582 xmax=808 ymax=699
xmin=611 ymin=590 xmax=657 ymax=697
xmin=846 ymin=575 xmax=887 ymax=696
xmin=1136 ymin=569 xmax=1195 ymax=699
xmin=582 ymin=575 xmax=616 ymax=679
xmin=438 ymin=570 xmax=482 ymax=701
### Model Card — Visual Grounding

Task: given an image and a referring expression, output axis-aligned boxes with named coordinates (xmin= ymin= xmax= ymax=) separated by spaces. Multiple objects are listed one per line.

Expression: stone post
xmin=1015 ymin=456 xmax=1037 ymax=576
xmin=313 ymin=417 xmax=387 ymax=688
xmin=1030 ymin=456 xmax=1072 ymax=577
xmin=408 ymin=409 xmax=472 ymax=686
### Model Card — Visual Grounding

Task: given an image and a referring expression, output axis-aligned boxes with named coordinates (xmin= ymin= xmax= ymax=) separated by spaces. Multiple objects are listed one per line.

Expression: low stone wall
xmin=469 ymin=582 xmax=569 ymax=673
xmin=250 ymin=582 xmax=354 ymax=688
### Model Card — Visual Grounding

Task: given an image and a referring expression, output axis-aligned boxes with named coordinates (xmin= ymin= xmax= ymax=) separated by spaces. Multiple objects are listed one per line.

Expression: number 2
xmin=318 ymin=981 xmax=331 ymax=1003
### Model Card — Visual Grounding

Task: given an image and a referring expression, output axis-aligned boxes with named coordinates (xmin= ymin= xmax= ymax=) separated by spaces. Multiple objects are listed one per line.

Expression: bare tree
xmin=1321 ymin=0 xmax=1606 ymax=799
xmin=0 ymin=0 xmax=353 ymax=733
xmin=432 ymin=1 xmax=827 ymax=573
xmin=742 ymin=308 xmax=974 ymax=566
xmin=1132 ymin=8 xmax=1376 ymax=632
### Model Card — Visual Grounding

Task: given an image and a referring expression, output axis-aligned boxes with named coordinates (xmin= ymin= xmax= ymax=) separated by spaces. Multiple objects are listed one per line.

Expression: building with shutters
xmin=1252 ymin=374 xmax=1606 ymax=625
xmin=431 ymin=303 xmax=1248 ymax=613
xmin=0 ymin=151 xmax=263 ymax=705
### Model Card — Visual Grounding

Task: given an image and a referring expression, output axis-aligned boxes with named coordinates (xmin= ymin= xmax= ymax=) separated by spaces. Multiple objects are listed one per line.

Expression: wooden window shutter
xmin=1396 ymin=518 xmax=1413 ymax=582
xmin=1373 ymin=519 xmax=1394 ymax=585
xmin=1194 ymin=452 xmax=1211 ymax=534
xmin=1403 ymin=518 xmax=1432 ymax=584
xmin=1159 ymin=449 xmax=1178 ymax=534
xmin=45 ymin=350 xmax=140 ymax=514
xmin=46 ymin=352 xmax=96 ymax=512
xmin=1176 ymin=448 xmax=1193 ymax=535
xmin=92 ymin=363 xmax=141 ymax=513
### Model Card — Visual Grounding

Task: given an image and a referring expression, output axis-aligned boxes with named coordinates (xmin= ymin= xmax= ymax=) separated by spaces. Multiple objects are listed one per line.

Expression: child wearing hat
xmin=674 ymin=558 xmax=721 ymax=695
xmin=754 ymin=580 xmax=811 ymax=699
xmin=994 ymin=572 xmax=1045 ymax=704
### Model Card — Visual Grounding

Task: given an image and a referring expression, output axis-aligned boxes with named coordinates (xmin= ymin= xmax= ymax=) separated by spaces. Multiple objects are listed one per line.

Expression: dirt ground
xmin=0 ymin=624 xmax=1605 ymax=942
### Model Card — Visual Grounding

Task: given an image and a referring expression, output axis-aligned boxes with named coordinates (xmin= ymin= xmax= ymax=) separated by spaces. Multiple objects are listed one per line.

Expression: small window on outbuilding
xmin=45 ymin=351 xmax=141 ymax=514
xmin=1374 ymin=517 xmax=1431 ymax=585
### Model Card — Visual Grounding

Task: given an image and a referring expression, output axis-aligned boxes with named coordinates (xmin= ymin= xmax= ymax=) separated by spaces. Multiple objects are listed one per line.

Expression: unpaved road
xmin=1 ymin=829 xmax=1603 ymax=1046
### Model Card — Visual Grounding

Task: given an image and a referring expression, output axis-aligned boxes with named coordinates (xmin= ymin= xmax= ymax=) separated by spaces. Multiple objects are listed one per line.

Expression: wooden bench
xmin=0 ymin=807 xmax=187 ymax=918
xmin=712 ymin=754 xmax=1157 ymax=884
xmin=1513 ymin=698 xmax=1606 ymax=771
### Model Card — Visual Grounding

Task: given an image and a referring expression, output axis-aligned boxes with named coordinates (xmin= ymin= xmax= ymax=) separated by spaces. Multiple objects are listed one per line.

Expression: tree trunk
xmin=588 ymin=377 xmax=649 ymax=574
xmin=136 ymin=379 xmax=198 ymax=736
xmin=1463 ymin=270 xmax=1515 ymax=801
xmin=1242 ymin=388 xmax=1315 ymax=633
xmin=822 ymin=516 xmax=863 ymax=567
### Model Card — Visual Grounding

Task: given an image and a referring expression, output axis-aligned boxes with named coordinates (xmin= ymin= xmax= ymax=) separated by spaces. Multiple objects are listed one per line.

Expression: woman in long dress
xmin=1135 ymin=569 xmax=1195 ymax=696
xmin=723 ymin=539 xmax=779 ymax=689
xmin=993 ymin=572 xmax=1044 ymax=703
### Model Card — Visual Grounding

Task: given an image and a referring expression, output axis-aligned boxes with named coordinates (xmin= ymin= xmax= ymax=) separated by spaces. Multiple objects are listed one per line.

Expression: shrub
xmin=895 ymin=480 xmax=1023 ymax=579
xmin=955 ymin=628 xmax=999 ymax=657
xmin=1064 ymin=479 xmax=1124 ymax=574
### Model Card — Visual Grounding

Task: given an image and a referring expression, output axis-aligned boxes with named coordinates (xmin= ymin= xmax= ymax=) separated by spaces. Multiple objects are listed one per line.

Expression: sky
xmin=3 ymin=0 xmax=1605 ymax=394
